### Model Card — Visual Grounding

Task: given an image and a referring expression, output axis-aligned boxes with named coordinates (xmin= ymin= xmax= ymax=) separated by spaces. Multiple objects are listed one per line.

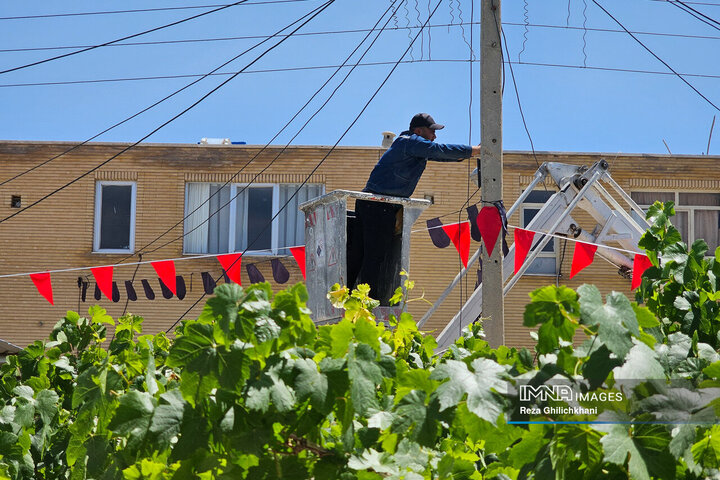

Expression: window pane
xmin=679 ymin=192 xmax=720 ymax=206
xmin=207 ymin=185 xmax=230 ymax=253
xmin=672 ymin=211 xmax=689 ymax=243
xmin=100 ymin=185 xmax=131 ymax=250
xmin=630 ymin=192 xmax=674 ymax=205
xmin=695 ymin=210 xmax=720 ymax=252
xmin=184 ymin=183 xmax=210 ymax=254
xmin=525 ymin=190 xmax=554 ymax=203
xmin=526 ymin=257 xmax=557 ymax=275
xmin=523 ymin=208 xmax=554 ymax=252
xmin=246 ymin=187 xmax=273 ymax=251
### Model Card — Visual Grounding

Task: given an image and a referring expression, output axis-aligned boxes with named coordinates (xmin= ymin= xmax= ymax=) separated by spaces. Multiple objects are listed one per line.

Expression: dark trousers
xmin=347 ymin=199 xmax=401 ymax=302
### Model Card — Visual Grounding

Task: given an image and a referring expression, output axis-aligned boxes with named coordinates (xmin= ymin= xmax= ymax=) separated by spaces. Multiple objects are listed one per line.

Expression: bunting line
xmin=415 ymin=221 xmax=643 ymax=257
xmin=0 ymin=246 xmax=306 ymax=279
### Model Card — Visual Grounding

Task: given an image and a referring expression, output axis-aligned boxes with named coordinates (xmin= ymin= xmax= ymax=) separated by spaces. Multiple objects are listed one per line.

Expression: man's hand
xmin=471 ymin=144 xmax=481 ymax=156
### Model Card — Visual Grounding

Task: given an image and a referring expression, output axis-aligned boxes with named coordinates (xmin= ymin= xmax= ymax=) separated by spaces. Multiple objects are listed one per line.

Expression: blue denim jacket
xmin=363 ymin=131 xmax=472 ymax=198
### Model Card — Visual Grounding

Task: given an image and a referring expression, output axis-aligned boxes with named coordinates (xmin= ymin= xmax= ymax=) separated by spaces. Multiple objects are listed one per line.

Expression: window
xmin=631 ymin=191 xmax=720 ymax=253
xmin=94 ymin=181 xmax=136 ymax=253
xmin=521 ymin=190 xmax=557 ymax=275
xmin=184 ymin=183 xmax=324 ymax=254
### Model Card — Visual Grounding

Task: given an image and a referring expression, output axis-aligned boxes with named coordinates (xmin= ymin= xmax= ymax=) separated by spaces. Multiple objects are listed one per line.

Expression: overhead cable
xmin=667 ymin=0 xmax=720 ymax=31
xmin=4 ymin=58 xmax=720 ymax=90
xmin=0 ymin=0 xmax=335 ymax=225
xmin=0 ymin=0 xmax=252 ymax=75
xmin=0 ymin=0 xmax=314 ymax=21
xmin=2 ymin=21 xmax=718 ymax=54
xmin=592 ymin=0 xmax=720 ymax=113
xmin=0 ymin=5 xmax=325 ymax=187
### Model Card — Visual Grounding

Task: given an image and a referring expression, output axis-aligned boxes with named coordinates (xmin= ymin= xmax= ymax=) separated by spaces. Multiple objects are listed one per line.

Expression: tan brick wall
xmin=1 ymin=142 xmax=718 ymax=350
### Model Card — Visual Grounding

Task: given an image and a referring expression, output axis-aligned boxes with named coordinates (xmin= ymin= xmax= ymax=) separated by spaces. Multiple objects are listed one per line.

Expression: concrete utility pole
xmin=480 ymin=0 xmax=504 ymax=347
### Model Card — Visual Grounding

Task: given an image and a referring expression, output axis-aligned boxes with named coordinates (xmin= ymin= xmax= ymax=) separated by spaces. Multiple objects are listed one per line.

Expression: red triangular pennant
xmin=514 ymin=228 xmax=536 ymax=274
xmin=30 ymin=272 xmax=54 ymax=305
xmin=289 ymin=246 xmax=306 ymax=280
xmin=217 ymin=253 xmax=242 ymax=285
xmin=151 ymin=260 xmax=177 ymax=295
xmin=477 ymin=206 xmax=503 ymax=256
xmin=632 ymin=254 xmax=653 ymax=290
xmin=91 ymin=266 xmax=114 ymax=301
xmin=570 ymin=242 xmax=598 ymax=279
xmin=442 ymin=221 xmax=471 ymax=268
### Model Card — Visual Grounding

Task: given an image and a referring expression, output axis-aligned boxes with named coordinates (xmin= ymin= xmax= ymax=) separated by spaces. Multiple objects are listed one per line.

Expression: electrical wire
xmin=459 ymin=0 xmax=477 ymax=334
xmin=3 ymin=58 xmax=720 ymax=90
xmin=519 ymin=0 xmax=529 ymax=61
xmin=127 ymin=0 xmax=406 ymax=260
xmin=2 ymin=21 xmax=717 ymax=55
xmin=673 ymin=0 xmax=720 ymax=25
xmin=0 ymin=0 xmax=316 ymax=21
xmin=494 ymin=9 xmax=544 ymax=178
xmin=592 ymin=0 xmax=720 ymax=113
xmin=667 ymin=0 xmax=720 ymax=31
xmin=0 ymin=1 xmax=252 ymax=75
xmin=0 ymin=0 xmax=336 ymax=226
xmin=582 ymin=0 xmax=589 ymax=67
xmin=650 ymin=0 xmax=720 ymax=5
xmin=0 ymin=9 xmax=324 ymax=187
xmin=165 ymin=0 xmax=445 ymax=329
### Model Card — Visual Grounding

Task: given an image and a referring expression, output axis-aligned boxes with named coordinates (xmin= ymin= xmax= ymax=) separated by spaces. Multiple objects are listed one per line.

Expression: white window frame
xmin=93 ymin=180 xmax=136 ymax=253
xmin=632 ymin=190 xmax=720 ymax=255
xmin=230 ymin=183 xmax=280 ymax=255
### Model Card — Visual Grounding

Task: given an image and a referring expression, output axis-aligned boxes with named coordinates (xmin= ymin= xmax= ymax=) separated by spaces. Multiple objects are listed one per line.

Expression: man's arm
xmin=405 ymin=137 xmax=480 ymax=161
xmin=471 ymin=145 xmax=481 ymax=156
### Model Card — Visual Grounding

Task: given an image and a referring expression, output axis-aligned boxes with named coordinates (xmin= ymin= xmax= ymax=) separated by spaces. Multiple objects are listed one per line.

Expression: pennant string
xmin=0 ymin=246 xmax=306 ymax=279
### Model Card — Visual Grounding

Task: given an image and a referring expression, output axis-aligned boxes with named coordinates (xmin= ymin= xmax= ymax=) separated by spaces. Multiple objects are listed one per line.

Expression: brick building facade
xmin=1 ymin=140 xmax=719 ymax=348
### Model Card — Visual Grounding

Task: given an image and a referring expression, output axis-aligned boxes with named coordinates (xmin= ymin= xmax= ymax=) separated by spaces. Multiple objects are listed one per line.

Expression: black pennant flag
xmin=158 ymin=279 xmax=174 ymax=299
xmin=176 ymin=276 xmax=187 ymax=300
xmin=426 ymin=217 xmax=451 ymax=248
xmin=466 ymin=205 xmax=482 ymax=242
xmin=201 ymin=272 xmax=217 ymax=294
xmin=246 ymin=264 xmax=265 ymax=284
xmin=271 ymin=259 xmax=290 ymax=284
xmin=125 ymin=281 xmax=137 ymax=301
xmin=141 ymin=279 xmax=155 ymax=300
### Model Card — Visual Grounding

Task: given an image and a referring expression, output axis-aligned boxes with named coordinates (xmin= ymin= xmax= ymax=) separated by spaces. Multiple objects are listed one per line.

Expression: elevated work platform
xmin=300 ymin=190 xmax=430 ymax=325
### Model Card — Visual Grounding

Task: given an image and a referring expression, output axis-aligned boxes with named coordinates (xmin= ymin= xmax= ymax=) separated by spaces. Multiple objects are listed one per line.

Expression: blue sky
xmin=1 ymin=0 xmax=719 ymax=154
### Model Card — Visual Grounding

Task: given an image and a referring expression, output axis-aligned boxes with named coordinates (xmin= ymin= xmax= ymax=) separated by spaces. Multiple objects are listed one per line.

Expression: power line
xmin=3 ymin=21 xmax=719 ymax=55
xmin=3 ymin=58 xmax=720 ymax=90
xmin=592 ymin=0 xmax=720 ymax=113
xmin=502 ymin=20 xmax=720 ymax=40
xmin=0 ymin=0 xmax=336 ymax=225
xmin=129 ymin=0 xmax=406 ymax=259
xmin=0 ymin=0 xmax=252 ymax=75
xmin=0 ymin=9 xmax=313 ymax=188
xmin=649 ymin=0 xmax=720 ymax=6
xmin=667 ymin=0 xmax=720 ymax=30
xmin=676 ymin=0 xmax=720 ymax=24
xmin=0 ymin=0 xmax=315 ymax=21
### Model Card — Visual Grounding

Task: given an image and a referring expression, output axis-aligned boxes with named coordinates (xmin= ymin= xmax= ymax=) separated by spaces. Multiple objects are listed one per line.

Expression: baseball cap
xmin=409 ymin=113 xmax=445 ymax=130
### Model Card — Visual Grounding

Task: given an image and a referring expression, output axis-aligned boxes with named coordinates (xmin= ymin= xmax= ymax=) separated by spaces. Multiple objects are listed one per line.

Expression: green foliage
xmin=4 ymin=203 xmax=720 ymax=480
xmin=637 ymin=201 xmax=720 ymax=347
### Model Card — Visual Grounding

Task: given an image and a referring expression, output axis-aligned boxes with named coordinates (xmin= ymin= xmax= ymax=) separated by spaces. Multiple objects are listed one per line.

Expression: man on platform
xmin=349 ymin=113 xmax=481 ymax=300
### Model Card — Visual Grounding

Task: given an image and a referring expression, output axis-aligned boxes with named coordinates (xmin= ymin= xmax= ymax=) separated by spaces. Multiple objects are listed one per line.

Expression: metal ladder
xmin=419 ymin=160 xmax=650 ymax=349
